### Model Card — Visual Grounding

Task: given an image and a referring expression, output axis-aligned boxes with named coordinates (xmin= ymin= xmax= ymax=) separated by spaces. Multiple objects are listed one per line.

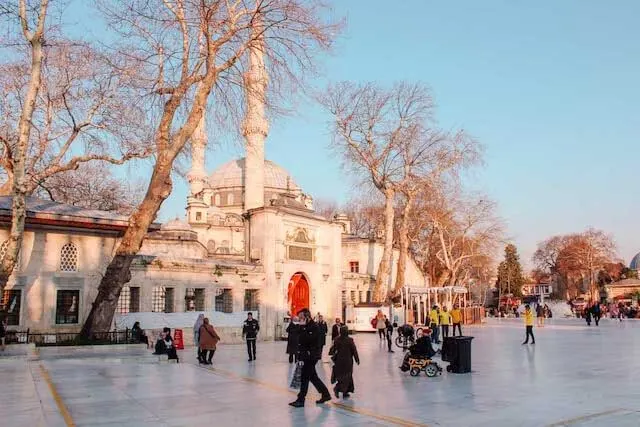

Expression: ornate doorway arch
xmin=288 ymin=272 xmax=310 ymax=316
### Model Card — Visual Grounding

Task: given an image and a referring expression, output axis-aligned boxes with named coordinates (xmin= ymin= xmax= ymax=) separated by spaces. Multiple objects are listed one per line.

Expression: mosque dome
xmin=630 ymin=252 xmax=640 ymax=270
xmin=208 ymin=158 xmax=301 ymax=193
xmin=161 ymin=217 xmax=192 ymax=232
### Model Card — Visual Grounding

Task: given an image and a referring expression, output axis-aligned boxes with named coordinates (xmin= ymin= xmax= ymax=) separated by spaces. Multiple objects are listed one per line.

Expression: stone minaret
xmin=242 ymin=20 xmax=268 ymax=211
xmin=187 ymin=113 xmax=207 ymax=196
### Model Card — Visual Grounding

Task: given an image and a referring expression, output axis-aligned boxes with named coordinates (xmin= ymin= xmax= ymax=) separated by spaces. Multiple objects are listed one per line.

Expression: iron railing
xmin=4 ymin=329 xmax=140 ymax=347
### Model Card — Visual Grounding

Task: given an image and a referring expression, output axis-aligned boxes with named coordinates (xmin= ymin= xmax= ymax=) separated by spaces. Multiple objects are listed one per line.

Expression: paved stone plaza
xmin=2 ymin=319 xmax=640 ymax=426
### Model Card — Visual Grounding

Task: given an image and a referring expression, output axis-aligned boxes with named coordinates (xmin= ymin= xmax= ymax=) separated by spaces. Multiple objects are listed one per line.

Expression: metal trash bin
xmin=446 ymin=336 xmax=474 ymax=373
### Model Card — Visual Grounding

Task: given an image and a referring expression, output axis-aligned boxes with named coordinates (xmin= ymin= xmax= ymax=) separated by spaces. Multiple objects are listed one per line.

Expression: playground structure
xmin=401 ymin=286 xmax=484 ymax=326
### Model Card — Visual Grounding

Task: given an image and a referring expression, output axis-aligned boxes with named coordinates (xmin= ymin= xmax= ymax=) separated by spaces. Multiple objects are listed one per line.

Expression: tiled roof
xmin=0 ymin=196 xmax=129 ymax=222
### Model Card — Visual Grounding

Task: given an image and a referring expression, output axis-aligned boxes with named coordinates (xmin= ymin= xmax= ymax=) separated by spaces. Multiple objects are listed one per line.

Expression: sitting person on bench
xmin=131 ymin=322 xmax=150 ymax=348
xmin=153 ymin=327 xmax=179 ymax=362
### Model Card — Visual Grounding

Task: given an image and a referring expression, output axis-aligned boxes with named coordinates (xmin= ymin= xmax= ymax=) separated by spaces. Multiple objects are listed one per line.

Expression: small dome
xmin=161 ymin=217 xmax=192 ymax=232
xmin=630 ymin=252 xmax=640 ymax=270
xmin=208 ymin=158 xmax=301 ymax=193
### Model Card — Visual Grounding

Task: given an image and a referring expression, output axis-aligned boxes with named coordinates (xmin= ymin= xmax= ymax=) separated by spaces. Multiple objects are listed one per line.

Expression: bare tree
xmin=34 ymin=162 xmax=144 ymax=215
xmin=393 ymin=125 xmax=480 ymax=294
xmin=0 ymin=32 xmax=152 ymax=292
xmin=320 ymin=82 xmax=433 ymax=301
xmin=0 ymin=0 xmax=49 ymax=293
xmin=80 ymin=0 xmax=337 ymax=336
xmin=427 ymin=187 xmax=504 ymax=287
xmin=314 ymin=197 xmax=339 ymax=220
xmin=533 ymin=229 xmax=616 ymax=300
xmin=342 ymin=196 xmax=384 ymax=238
xmin=0 ymin=42 xmax=152 ymax=196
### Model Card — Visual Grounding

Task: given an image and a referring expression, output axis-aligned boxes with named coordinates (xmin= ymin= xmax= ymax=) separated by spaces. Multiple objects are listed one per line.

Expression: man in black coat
xmin=242 ymin=312 xmax=260 ymax=361
xmin=289 ymin=308 xmax=331 ymax=407
xmin=317 ymin=314 xmax=328 ymax=357
xmin=331 ymin=317 xmax=342 ymax=341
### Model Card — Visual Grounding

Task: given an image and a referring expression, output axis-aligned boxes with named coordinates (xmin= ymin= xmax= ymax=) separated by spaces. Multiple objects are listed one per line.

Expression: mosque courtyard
xmin=2 ymin=318 xmax=640 ymax=427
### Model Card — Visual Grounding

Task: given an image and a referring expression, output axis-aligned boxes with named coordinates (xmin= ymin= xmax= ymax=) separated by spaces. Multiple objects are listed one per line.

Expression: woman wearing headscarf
xmin=194 ymin=314 xmax=205 ymax=363
xmin=329 ymin=326 xmax=360 ymax=399
xmin=199 ymin=318 xmax=220 ymax=365
xmin=131 ymin=321 xmax=150 ymax=348
xmin=286 ymin=316 xmax=301 ymax=363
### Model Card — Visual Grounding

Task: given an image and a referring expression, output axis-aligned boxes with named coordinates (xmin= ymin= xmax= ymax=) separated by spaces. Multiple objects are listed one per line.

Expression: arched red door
xmin=288 ymin=273 xmax=309 ymax=316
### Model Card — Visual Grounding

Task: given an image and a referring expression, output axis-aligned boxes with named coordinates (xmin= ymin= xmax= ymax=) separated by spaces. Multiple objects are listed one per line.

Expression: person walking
xmin=329 ymin=326 xmax=360 ymax=399
xmin=331 ymin=318 xmax=342 ymax=341
xmin=317 ymin=315 xmax=328 ymax=357
xmin=384 ymin=316 xmax=394 ymax=353
xmin=440 ymin=306 xmax=451 ymax=339
xmin=286 ymin=316 xmax=301 ymax=363
xmin=0 ymin=317 xmax=6 ymax=351
xmin=429 ymin=306 xmax=440 ymax=344
xmin=242 ymin=312 xmax=260 ymax=361
xmin=375 ymin=310 xmax=386 ymax=342
xmin=289 ymin=308 xmax=331 ymax=407
xmin=584 ymin=303 xmax=592 ymax=326
xmin=522 ymin=305 xmax=535 ymax=345
xmin=199 ymin=318 xmax=220 ymax=365
xmin=451 ymin=305 xmax=462 ymax=337
xmin=193 ymin=314 xmax=205 ymax=363
xmin=592 ymin=302 xmax=602 ymax=326
xmin=536 ymin=303 xmax=545 ymax=327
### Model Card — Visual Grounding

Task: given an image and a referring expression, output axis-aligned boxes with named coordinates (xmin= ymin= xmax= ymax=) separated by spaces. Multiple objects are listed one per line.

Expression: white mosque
xmin=0 ymin=38 xmax=427 ymax=341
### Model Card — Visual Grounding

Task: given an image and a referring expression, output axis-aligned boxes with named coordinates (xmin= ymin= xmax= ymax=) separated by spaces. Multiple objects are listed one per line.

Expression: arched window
xmin=59 ymin=243 xmax=78 ymax=272
xmin=0 ymin=240 xmax=8 ymax=261
xmin=207 ymin=240 xmax=216 ymax=254
xmin=214 ymin=194 xmax=221 ymax=206
xmin=227 ymin=193 xmax=234 ymax=205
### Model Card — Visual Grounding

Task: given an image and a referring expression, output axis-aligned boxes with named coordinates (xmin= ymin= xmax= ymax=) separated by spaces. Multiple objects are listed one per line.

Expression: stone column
xmin=242 ymin=20 xmax=268 ymax=211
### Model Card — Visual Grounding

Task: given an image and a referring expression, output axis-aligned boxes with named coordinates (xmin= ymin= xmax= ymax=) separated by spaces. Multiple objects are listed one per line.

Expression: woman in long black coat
xmin=286 ymin=316 xmax=300 ymax=363
xmin=329 ymin=326 xmax=360 ymax=399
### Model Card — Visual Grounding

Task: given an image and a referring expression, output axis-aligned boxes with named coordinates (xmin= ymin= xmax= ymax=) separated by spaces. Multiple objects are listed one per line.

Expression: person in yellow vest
xmin=429 ymin=306 xmax=440 ymax=344
xmin=522 ymin=304 xmax=535 ymax=345
xmin=439 ymin=306 xmax=452 ymax=339
xmin=451 ymin=305 xmax=463 ymax=336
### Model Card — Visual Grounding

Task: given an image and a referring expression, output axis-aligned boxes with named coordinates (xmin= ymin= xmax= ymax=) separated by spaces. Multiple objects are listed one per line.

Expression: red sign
xmin=173 ymin=329 xmax=184 ymax=350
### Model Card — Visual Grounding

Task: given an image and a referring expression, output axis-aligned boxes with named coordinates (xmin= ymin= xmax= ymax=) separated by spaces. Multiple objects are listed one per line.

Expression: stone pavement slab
xmin=3 ymin=318 xmax=640 ymax=426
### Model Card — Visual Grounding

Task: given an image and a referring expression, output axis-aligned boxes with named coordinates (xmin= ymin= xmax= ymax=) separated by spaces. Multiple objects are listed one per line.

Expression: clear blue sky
xmin=67 ymin=1 xmax=640 ymax=267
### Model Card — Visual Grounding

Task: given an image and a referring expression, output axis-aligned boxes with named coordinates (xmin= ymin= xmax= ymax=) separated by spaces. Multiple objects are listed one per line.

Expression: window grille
xmin=55 ymin=290 xmax=79 ymax=324
xmin=1 ymin=290 xmax=21 ymax=325
xmin=59 ymin=243 xmax=78 ymax=272
xmin=244 ymin=289 xmax=259 ymax=312
xmin=152 ymin=287 xmax=165 ymax=313
xmin=117 ymin=286 xmax=131 ymax=314
xmin=215 ymin=288 xmax=233 ymax=313
xmin=116 ymin=286 xmax=140 ymax=314
xmin=185 ymin=288 xmax=205 ymax=311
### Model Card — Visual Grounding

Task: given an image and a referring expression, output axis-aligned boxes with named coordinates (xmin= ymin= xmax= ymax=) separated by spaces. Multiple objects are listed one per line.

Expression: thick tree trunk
xmin=394 ymin=192 xmax=413 ymax=294
xmin=373 ymin=187 xmax=395 ymax=302
xmin=79 ymin=161 xmax=173 ymax=337
xmin=0 ymin=3 xmax=47 ymax=292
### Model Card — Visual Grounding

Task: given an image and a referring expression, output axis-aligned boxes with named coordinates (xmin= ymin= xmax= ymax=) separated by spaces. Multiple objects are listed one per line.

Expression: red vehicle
xmin=498 ymin=295 xmax=521 ymax=311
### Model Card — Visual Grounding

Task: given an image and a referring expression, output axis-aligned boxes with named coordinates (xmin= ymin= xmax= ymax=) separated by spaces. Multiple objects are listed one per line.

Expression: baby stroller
xmin=399 ymin=328 xmax=442 ymax=377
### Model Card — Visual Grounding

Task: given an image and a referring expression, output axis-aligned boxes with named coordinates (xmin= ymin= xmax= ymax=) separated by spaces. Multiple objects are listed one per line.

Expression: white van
xmin=347 ymin=305 xmax=404 ymax=332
